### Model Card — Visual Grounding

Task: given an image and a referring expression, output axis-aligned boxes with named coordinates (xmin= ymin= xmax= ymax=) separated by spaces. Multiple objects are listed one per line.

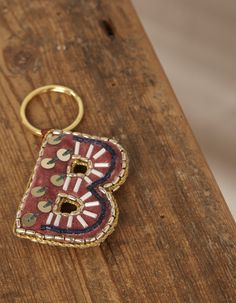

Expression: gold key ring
xmin=20 ymin=85 xmax=84 ymax=136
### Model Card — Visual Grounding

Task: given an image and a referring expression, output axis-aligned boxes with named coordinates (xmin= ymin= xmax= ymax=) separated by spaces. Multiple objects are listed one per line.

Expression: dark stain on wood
xmin=100 ymin=19 xmax=115 ymax=38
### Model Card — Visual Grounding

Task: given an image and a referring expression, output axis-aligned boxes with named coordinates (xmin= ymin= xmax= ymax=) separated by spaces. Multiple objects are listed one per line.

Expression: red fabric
xmin=19 ymin=131 xmax=124 ymax=242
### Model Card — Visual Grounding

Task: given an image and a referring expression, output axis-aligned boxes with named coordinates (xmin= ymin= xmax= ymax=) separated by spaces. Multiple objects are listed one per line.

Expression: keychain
xmin=13 ymin=85 xmax=128 ymax=248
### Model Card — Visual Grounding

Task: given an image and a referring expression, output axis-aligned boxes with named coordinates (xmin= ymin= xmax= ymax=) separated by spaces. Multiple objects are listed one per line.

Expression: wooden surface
xmin=134 ymin=0 xmax=236 ymax=217
xmin=0 ymin=0 xmax=236 ymax=302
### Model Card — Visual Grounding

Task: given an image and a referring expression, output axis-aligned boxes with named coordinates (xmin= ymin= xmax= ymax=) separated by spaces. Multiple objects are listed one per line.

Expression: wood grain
xmin=0 ymin=0 xmax=235 ymax=302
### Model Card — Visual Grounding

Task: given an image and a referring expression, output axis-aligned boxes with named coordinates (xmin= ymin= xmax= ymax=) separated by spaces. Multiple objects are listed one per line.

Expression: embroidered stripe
xmin=93 ymin=148 xmax=106 ymax=160
xmin=77 ymin=215 xmax=88 ymax=228
xmin=63 ymin=176 xmax=71 ymax=191
xmin=85 ymin=201 xmax=100 ymax=207
xmin=54 ymin=214 xmax=61 ymax=226
xmin=94 ymin=162 xmax=109 ymax=168
xmin=80 ymin=192 xmax=92 ymax=201
xmin=74 ymin=141 xmax=80 ymax=155
xmin=67 ymin=216 xmax=73 ymax=228
xmin=91 ymin=169 xmax=104 ymax=178
xmin=86 ymin=144 xmax=94 ymax=158
xmin=46 ymin=213 xmax=54 ymax=225
xmin=83 ymin=210 xmax=97 ymax=219
xmin=73 ymin=178 xmax=82 ymax=192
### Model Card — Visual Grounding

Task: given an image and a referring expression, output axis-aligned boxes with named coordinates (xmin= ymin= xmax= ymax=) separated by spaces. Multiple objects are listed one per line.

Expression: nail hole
xmin=100 ymin=20 xmax=115 ymax=38
xmin=160 ymin=215 xmax=165 ymax=219
xmin=73 ymin=163 xmax=87 ymax=174
xmin=60 ymin=201 xmax=77 ymax=214
xmin=70 ymin=159 xmax=88 ymax=175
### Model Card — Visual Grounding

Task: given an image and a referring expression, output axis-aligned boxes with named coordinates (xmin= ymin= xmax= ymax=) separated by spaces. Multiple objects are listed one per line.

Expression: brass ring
xmin=20 ymin=85 xmax=84 ymax=136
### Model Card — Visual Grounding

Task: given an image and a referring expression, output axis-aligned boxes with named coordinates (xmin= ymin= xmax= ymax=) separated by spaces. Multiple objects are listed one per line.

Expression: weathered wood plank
xmin=0 ymin=0 xmax=235 ymax=302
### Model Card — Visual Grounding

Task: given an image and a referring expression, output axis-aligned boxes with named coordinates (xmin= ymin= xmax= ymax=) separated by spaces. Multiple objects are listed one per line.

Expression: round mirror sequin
xmin=47 ymin=135 xmax=62 ymax=145
xmin=57 ymin=148 xmax=71 ymax=161
xmin=31 ymin=186 xmax=46 ymax=197
xmin=50 ymin=175 xmax=64 ymax=186
xmin=41 ymin=158 xmax=55 ymax=169
xmin=38 ymin=201 xmax=52 ymax=213
xmin=22 ymin=213 xmax=37 ymax=227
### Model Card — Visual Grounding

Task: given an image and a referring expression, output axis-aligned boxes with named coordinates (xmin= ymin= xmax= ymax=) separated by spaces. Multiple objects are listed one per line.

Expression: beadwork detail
xmin=14 ymin=130 xmax=128 ymax=247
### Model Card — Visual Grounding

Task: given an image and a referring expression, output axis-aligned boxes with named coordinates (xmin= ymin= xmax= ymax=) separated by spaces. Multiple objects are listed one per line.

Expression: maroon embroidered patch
xmin=14 ymin=130 xmax=128 ymax=247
